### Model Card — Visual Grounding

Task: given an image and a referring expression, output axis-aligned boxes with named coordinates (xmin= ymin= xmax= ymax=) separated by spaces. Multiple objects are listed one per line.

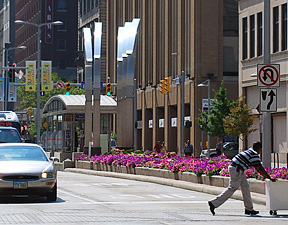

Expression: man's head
xmin=253 ymin=141 xmax=262 ymax=153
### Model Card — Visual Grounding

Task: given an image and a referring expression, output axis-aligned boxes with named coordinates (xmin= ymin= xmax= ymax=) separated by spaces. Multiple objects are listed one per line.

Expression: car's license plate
xmin=13 ymin=181 xmax=28 ymax=189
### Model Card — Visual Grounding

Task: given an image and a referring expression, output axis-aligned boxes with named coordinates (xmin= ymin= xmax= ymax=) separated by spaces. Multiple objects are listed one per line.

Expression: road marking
xmin=109 ymin=194 xmax=144 ymax=199
xmin=148 ymin=194 xmax=175 ymax=199
xmin=91 ymin=183 xmax=130 ymax=186
xmin=171 ymin=194 xmax=196 ymax=198
xmin=73 ymin=183 xmax=90 ymax=187
xmin=59 ymin=189 xmax=98 ymax=203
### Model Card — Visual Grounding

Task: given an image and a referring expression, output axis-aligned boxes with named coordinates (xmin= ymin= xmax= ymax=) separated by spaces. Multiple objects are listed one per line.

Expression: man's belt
xmin=231 ymin=162 xmax=244 ymax=172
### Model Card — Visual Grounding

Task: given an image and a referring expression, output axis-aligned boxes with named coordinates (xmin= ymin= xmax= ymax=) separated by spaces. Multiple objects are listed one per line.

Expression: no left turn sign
xmin=56 ymin=81 xmax=65 ymax=89
xmin=257 ymin=64 xmax=280 ymax=87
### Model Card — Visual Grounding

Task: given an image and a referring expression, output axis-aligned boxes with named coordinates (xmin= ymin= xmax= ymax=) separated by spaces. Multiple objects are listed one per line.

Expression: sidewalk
xmin=65 ymin=168 xmax=266 ymax=205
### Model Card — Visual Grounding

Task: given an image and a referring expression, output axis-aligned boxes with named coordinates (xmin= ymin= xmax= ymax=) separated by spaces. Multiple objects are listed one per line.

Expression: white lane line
xmin=58 ymin=189 xmax=98 ymax=203
xmin=72 ymin=200 xmax=244 ymax=205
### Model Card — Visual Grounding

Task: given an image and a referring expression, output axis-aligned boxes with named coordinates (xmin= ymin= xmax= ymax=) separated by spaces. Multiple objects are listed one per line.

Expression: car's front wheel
xmin=47 ymin=182 xmax=57 ymax=202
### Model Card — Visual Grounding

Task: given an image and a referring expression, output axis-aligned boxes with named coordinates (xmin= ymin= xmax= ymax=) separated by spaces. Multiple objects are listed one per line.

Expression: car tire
xmin=47 ymin=182 xmax=57 ymax=202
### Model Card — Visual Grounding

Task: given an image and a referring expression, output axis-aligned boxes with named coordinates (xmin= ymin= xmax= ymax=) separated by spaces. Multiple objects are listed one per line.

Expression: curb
xmin=64 ymin=168 xmax=266 ymax=205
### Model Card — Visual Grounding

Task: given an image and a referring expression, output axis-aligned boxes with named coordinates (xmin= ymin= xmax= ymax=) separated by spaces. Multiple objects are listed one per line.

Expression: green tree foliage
xmin=16 ymin=73 xmax=85 ymax=110
xmin=224 ymin=96 xmax=257 ymax=140
xmin=198 ymin=81 xmax=232 ymax=139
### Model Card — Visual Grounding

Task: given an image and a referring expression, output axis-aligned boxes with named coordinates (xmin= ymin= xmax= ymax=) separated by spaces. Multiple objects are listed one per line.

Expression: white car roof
xmin=0 ymin=143 xmax=42 ymax=148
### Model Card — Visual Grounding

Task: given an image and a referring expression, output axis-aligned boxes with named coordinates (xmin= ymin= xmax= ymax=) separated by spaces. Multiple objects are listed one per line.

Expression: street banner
xmin=25 ymin=61 xmax=37 ymax=91
xmin=41 ymin=61 xmax=52 ymax=91
xmin=0 ymin=77 xmax=5 ymax=102
xmin=0 ymin=77 xmax=4 ymax=102
xmin=8 ymin=78 xmax=17 ymax=102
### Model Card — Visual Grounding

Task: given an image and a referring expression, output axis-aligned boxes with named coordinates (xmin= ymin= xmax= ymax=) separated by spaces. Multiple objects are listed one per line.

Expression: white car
xmin=200 ymin=148 xmax=217 ymax=158
xmin=0 ymin=143 xmax=57 ymax=201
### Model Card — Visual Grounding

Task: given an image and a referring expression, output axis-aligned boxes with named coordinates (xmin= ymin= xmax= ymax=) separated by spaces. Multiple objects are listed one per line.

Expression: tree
xmin=198 ymin=81 xmax=233 ymax=139
xmin=16 ymin=73 xmax=85 ymax=110
xmin=224 ymin=96 xmax=257 ymax=141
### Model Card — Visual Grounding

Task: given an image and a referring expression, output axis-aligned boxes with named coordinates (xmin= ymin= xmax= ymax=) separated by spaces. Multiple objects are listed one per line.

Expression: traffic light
xmin=184 ymin=120 xmax=192 ymax=127
xmin=27 ymin=107 xmax=33 ymax=116
xmin=11 ymin=63 xmax=16 ymax=82
xmin=106 ymin=82 xmax=111 ymax=96
xmin=8 ymin=66 xmax=12 ymax=82
xmin=8 ymin=64 xmax=16 ymax=82
xmin=65 ymin=82 xmax=70 ymax=95
xmin=165 ymin=77 xmax=171 ymax=92
xmin=160 ymin=79 xmax=166 ymax=94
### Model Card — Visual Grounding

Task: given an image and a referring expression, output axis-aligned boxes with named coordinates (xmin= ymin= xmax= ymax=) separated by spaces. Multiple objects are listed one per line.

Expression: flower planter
xmin=249 ymin=178 xmax=265 ymax=195
xmin=107 ymin=165 xmax=113 ymax=172
xmin=202 ymin=175 xmax=225 ymax=187
xmin=75 ymin=160 xmax=92 ymax=169
xmin=120 ymin=165 xmax=128 ymax=173
xmin=99 ymin=163 xmax=108 ymax=171
xmin=75 ymin=160 xmax=82 ymax=169
xmin=179 ymin=172 xmax=202 ymax=184
xmin=113 ymin=165 xmax=122 ymax=173
xmin=93 ymin=163 xmax=101 ymax=171
xmin=82 ymin=161 xmax=93 ymax=170
xmin=135 ymin=167 xmax=147 ymax=176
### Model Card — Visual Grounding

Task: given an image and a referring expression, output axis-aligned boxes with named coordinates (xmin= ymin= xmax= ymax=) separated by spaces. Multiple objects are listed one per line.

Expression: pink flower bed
xmin=75 ymin=150 xmax=288 ymax=180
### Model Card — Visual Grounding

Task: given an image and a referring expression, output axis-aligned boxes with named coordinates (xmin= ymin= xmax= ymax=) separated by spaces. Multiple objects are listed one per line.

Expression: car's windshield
xmin=0 ymin=146 xmax=48 ymax=161
xmin=0 ymin=129 xmax=22 ymax=143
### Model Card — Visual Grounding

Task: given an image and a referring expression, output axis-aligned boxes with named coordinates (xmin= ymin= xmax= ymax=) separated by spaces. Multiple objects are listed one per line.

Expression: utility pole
xmin=262 ymin=0 xmax=271 ymax=167
xmin=181 ymin=71 xmax=185 ymax=156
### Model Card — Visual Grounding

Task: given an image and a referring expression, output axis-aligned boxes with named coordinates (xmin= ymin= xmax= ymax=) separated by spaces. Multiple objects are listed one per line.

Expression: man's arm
xmin=255 ymin=165 xmax=277 ymax=182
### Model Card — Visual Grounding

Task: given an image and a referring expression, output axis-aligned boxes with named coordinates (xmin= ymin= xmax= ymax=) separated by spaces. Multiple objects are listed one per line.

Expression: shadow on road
xmin=0 ymin=196 xmax=65 ymax=204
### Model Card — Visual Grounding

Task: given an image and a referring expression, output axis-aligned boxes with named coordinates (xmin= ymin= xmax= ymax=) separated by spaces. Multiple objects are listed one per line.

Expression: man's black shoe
xmin=208 ymin=201 xmax=215 ymax=215
xmin=245 ymin=209 xmax=259 ymax=215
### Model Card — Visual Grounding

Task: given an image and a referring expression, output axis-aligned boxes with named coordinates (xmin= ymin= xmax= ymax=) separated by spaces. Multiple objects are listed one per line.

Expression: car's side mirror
xmin=50 ymin=157 xmax=59 ymax=162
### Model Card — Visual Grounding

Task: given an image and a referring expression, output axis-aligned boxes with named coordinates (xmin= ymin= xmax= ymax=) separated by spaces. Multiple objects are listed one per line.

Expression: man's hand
xmin=255 ymin=165 xmax=277 ymax=182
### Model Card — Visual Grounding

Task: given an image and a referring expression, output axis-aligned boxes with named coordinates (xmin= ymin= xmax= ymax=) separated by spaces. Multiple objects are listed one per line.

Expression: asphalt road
xmin=0 ymin=170 xmax=287 ymax=225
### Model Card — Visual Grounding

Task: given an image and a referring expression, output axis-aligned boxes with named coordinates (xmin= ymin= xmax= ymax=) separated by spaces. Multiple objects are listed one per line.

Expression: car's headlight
xmin=41 ymin=172 xmax=55 ymax=179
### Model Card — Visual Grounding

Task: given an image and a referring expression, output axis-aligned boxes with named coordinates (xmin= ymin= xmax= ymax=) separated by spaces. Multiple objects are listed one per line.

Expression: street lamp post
xmin=4 ymin=45 xmax=26 ymax=110
xmin=198 ymin=78 xmax=211 ymax=157
xmin=15 ymin=20 xmax=63 ymax=144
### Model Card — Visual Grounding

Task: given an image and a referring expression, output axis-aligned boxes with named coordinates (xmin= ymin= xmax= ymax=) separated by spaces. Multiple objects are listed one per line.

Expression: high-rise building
xmin=78 ymin=0 xmax=239 ymax=156
xmin=238 ymin=0 xmax=288 ymax=163
xmin=14 ymin=0 xmax=78 ymax=82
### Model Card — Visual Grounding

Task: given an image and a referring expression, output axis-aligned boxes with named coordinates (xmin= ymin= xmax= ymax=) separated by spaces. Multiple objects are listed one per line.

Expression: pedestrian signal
xmin=106 ymin=82 xmax=111 ymax=96
xmin=65 ymin=82 xmax=71 ymax=95
xmin=160 ymin=79 xmax=166 ymax=94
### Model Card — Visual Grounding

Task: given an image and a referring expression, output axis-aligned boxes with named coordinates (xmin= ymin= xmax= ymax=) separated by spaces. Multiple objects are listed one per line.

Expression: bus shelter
xmin=41 ymin=94 xmax=117 ymax=153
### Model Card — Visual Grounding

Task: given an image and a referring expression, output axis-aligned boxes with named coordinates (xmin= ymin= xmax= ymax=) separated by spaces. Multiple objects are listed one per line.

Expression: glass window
xmin=53 ymin=101 xmax=57 ymax=111
xmin=80 ymin=0 xmax=83 ymax=16
xmin=84 ymin=0 xmax=86 ymax=14
xmin=57 ymin=39 xmax=66 ymax=51
xmin=87 ymin=0 xmax=90 ymax=11
xmin=57 ymin=20 xmax=66 ymax=31
xmin=250 ymin=15 xmax=255 ymax=58
xmin=257 ymin=12 xmax=263 ymax=56
xmin=242 ymin=17 xmax=248 ymax=60
xmin=273 ymin=6 xmax=279 ymax=53
xmin=282 ymin=3 xmax=287 ymax=51
xmin=58 ymin=60 xmax=66 ymax=69
xmin=58 ymin=0 xmax=66 ymax=10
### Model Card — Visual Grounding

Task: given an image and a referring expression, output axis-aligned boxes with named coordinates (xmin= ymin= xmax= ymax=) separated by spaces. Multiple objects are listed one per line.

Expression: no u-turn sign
xmin=257 ymin=64 xmax=280 ymax=87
